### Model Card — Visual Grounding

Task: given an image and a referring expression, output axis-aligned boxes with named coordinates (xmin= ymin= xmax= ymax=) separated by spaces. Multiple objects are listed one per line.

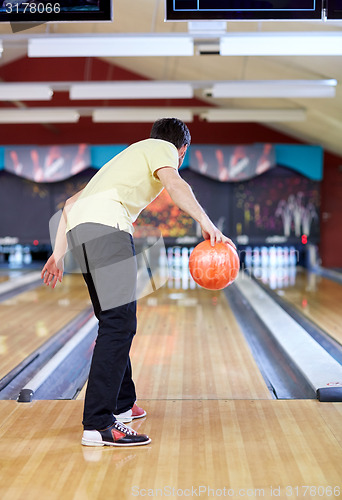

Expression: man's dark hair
xmin=150 ymin=118 xmax=191 ymax=149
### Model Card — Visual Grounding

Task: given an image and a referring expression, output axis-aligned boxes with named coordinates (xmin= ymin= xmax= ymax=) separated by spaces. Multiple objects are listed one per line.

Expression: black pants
xmin=67 ymin=223 xmax=137 ymax=430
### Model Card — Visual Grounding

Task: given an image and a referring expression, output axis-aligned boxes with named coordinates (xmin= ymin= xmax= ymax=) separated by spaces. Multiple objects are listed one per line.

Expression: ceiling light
xmin=0 ymin=108 xmax=80 ymax=123
xmin=70 ymin=82 xmax=194 ymax=100
xmin=28 ymin=35 xmax=194 ymax=57
xmin=220 ymin=32 xmax=342 ymax=56
xmin=211 ymin=80 xmax=337 ymax=99
xmin=92 ymin=107 xmax=193 ymax=123
xmin=0 ymin=83 xmax=53 ymax=101
xmin=201 ymin=108 xmax=306 ymax=123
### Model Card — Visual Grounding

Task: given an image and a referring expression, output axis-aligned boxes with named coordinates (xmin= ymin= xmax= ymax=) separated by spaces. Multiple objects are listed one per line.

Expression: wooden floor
xmin=0 ymin=399 xmax=341 ymax=500
xmin=271 ymin=269 xmax=342 ymax=345
xmin=0 ymin=271 xmax=341 ymax=499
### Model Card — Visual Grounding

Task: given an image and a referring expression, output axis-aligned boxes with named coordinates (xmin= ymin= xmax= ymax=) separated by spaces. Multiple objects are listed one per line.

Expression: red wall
xmin=1 ymin=56 xmax=341 ymax=267
xmin=320 ymin=152 xmax=342 ymax=268
xmin=1 ymin=115 xmax=303 ymax=146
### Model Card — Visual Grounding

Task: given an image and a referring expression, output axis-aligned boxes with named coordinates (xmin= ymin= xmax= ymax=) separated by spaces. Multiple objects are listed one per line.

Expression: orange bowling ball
xmin=189 ymin=240 xmax=240 ymax=290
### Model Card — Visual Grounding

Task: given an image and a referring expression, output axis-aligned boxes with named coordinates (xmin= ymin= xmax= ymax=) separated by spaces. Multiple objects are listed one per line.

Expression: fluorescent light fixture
xmin=0 ymin=84 xmax=53 ymax=101
xmin=0 ymin=41 xmax=3 ymax=57
xmin=211 ymin=80 xmax=337 ymax=99
xmin=201 ymin=108 xmax=306 ymax=123
xmin=28 ymin=35 xmax=194 ymax=57
xmin=70 ymin=82 xmax=194 ymax=100
xmin=92 ymin=107 xmax=193 ymax=123
xmin=0 ymin=108 xmax=80 ymax=123
xmin=220 ymin=32 xmax=342 ymax=56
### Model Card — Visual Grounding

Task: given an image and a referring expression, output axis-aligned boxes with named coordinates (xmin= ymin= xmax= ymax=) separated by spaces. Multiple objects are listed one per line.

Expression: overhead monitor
xmin=165 ymin=0 xmax=323 ymax=21
xmin=0 ymin=0 xmax=112 ymax=23
xmin=327 ymin=0 xmax=342 ymax=19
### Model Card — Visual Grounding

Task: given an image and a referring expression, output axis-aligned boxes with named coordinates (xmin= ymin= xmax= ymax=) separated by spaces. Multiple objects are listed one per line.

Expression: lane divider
xmin=235 ymin=274 xmax=342 ymax=402
xmin=0 ymin=271 xmax=42 ymax=296
xmin=17 ymin=315 xmax=98 ymax=402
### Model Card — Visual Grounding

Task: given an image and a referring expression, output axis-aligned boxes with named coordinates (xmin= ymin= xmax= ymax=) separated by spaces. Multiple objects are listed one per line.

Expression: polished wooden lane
xmin=133 ymin=285 xmax=272 ymax=399
xmin=1 ymin=274 xmax=342 ymax=499
xmin=270 ymin=268 xmax=342 ymax=345
xmin=78 ymin=283 xmax=272 ymax=401
xmin=0 ymin=399 xmax=341 ymax=500
xmin=0 ymin=274 xmax=90 ymax=381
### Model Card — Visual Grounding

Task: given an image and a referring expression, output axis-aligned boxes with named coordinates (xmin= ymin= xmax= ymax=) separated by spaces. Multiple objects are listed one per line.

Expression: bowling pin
xmin=158 ymin=248 xmax=168 ymax=282
xmin=182 ymin=247 xmax=189 ymax=268
xmin=252 ymin=246 xmax=260 ymax=268
xmin=269 ymin=246 xmax=277 ymax=268
xmin=181 ymin=248 xmax=189 ymax=290
xmin=167 ymin=247 xmax=173 ymax=268
xmin=245 ymin=246 xmax=253 ymax=269
xmin=188 ymin=247 xmax=197 ymax=288
xmin=173 ymin=247 xmax=182 ymax=280
xmin=14 ymin=245 xmax=23 ymax=266
xmin=276 ymin=246 xmax=284 ymax=267
xmin=289 ymin=246 xmax=297 ymax=267
xmin=261 ymin=246 xmax=269 ymax=268
xmin=174 ymin=246 xmax=181 ymax=268
xmin=167 ymin=247 xmax=174 ymax=287
xmin=23 ymin=246 xmax=32 ymax=265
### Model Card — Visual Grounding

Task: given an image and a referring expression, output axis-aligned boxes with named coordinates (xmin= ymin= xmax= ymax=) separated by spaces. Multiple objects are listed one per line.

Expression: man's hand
xmin=41 ymin=254 xmax=64 ymax=289
xmin=199 ymin=215 xmax=236 ymax=249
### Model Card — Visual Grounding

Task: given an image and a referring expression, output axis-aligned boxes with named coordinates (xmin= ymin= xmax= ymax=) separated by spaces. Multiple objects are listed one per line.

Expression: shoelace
xmin=114 ymin=421 xmax=137 ymax=436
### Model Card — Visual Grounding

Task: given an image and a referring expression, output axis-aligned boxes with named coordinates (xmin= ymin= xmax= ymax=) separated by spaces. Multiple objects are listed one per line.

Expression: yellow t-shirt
xmin=66 ymin=138 xmax=179 ymax=234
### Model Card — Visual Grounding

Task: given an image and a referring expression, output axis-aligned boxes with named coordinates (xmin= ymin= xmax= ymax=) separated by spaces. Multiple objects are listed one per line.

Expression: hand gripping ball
xmin=189 ymin=240 xmax=240 ymax=290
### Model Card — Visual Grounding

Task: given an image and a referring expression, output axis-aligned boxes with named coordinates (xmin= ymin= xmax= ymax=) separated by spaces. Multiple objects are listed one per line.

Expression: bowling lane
xmin=0 ymin=274 xmax=91 ymax=381
xmin=261 ymin=267 xmax=342 ymax=345
xmin=127 ymin=283 xmax=272 ymax=400
xmin=78 ymin=246 xmax=272 ymax=401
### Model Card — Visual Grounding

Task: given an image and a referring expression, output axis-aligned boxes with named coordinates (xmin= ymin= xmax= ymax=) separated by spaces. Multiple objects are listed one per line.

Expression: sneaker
xmin=82 ymin=421 xmax=151 ymax=447
xmin=114 ymin=403 xmax=147 ymax=423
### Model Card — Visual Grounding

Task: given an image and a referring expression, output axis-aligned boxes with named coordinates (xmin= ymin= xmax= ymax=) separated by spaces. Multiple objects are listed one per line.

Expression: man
xmin=42 ymin=118 xmax=235 ymax=447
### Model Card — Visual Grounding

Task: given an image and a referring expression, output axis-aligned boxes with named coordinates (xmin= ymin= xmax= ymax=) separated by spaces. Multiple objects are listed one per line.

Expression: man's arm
xmin=156 ymin=167 xmax=235 ymax=248
xmin=41 ymin=188 xmax=84 ymax=288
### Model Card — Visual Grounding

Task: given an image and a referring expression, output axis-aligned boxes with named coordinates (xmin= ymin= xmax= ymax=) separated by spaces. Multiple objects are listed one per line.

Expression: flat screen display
xmin=166 ymin=0 xmax=323 ymax=20
xmin=0 ymin=0 xmax=112 ymax=23
xmin=327 ymin=0 xmax=342 ymax=19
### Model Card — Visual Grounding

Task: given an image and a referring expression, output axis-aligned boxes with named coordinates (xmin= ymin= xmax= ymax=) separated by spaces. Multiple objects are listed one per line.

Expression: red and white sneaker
xmin=114 ymin=403 xmax=147 ymax=423
xmin=82 ymin=420 xmax=151 ymax=447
